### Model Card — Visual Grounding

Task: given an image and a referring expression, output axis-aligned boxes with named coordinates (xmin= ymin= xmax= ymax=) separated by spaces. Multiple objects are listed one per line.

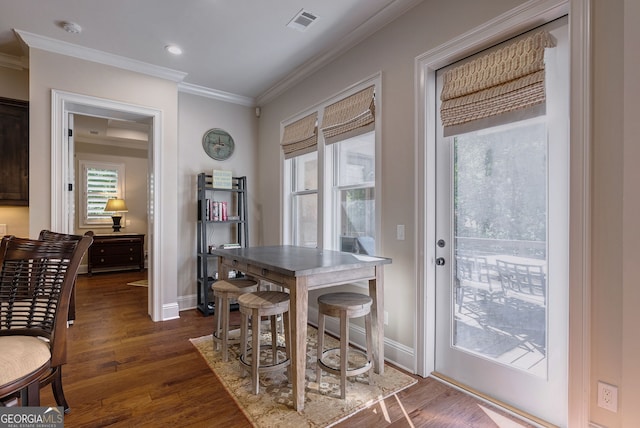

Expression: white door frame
xmin=51 ymin=89 xmax=165 ymax=321
xmin=413 ymin=0 xmax=591 ymax=425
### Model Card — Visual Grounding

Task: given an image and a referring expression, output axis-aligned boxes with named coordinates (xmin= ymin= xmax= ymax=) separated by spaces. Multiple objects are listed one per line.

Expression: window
xmin=332 ymin=132 xmax=375 ymax=254
xmin=290 ymin=151 xmax=318 ymax=247
xmin=282 ymin=78 xmax=379 ymax=255
xmin=79 ymin=160 xmax=125 ymax=227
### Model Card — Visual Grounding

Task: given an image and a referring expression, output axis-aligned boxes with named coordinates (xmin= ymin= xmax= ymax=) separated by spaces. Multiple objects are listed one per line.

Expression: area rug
xmin=126 ymin=279 xmax=148 ymax=287
xmin=190 ymin=326 xmax=417 ymax=427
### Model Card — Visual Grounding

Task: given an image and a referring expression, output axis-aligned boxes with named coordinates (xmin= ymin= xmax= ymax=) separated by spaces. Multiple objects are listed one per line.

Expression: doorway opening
xmin=51 ymin=90 xmax=168 ymax=321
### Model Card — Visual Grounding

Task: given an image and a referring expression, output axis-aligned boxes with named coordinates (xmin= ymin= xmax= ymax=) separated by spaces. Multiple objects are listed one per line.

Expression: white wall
xmin=257 ymin=0 xmax=640 ymax=425
xmin=28 ymin=47 xmax=180 ymax=317
xmin=621 ymin=0 xmax=640 ymax=426
xmin=0 ymin=66 xmax=28 ymax=100
xmin=5 ymin=0 xmax=640 ymax=424
xmin=591 ymin=1 xmax=624 ymax=425
xmin=176 ymin=92 xmax=258 ymax=307
xmin=258 ymin=0 xmax=526 ymax=356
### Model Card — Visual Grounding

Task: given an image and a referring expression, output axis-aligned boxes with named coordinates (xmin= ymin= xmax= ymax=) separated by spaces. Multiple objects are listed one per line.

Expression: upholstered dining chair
xmin=37 ymin=229 xmax=93 ymax=412
xmin=0 ymin=234 xmax=92 ymax=410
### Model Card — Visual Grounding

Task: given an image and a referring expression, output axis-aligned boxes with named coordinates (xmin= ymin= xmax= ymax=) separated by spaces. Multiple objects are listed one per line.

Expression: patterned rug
xmin=190 ymin=325 xmax=417 ymax=427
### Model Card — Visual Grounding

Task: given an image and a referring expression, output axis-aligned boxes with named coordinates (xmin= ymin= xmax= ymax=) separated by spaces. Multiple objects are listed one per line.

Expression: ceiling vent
xmin=286 ymin=9 xmax=318 ymax=32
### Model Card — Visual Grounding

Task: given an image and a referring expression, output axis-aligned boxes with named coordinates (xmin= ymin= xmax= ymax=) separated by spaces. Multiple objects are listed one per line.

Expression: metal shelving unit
xmin=196 ymin=173 xmax=248 ymax=315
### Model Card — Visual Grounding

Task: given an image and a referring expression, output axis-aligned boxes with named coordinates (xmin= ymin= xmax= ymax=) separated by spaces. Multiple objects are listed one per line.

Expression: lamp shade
xmin=105 ymin=198 xmax=128 ymax=213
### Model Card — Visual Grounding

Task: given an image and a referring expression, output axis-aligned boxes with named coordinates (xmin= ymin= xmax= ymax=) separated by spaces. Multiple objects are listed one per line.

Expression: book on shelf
xmin=204 ymin=199 xmax=229 ymax=221
xmin=220 ymin=243 xmax=241 ymax=249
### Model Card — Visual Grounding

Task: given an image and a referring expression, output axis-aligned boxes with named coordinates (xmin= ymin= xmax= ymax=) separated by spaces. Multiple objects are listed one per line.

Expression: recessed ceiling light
xmin=61 ymin=21 xmax=82 ymax=34
xmin=165 ymin=44 xmax=183 ymax=55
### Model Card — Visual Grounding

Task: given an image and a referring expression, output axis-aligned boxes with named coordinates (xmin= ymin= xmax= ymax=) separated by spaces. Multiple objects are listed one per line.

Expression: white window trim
xmin=281 ymin=73 xmax=382 ymax=253
xmin=78 ymin=159 xmax=126 ymax=228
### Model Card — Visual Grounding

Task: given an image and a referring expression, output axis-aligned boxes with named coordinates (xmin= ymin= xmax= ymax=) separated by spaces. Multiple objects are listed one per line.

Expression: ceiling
xmin=0 ymin=0 xmax=422 ymax=105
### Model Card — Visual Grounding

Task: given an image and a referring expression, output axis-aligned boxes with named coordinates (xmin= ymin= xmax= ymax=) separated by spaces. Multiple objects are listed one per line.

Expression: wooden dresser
xmin=88 ymin=233 xmax=145 ymax=275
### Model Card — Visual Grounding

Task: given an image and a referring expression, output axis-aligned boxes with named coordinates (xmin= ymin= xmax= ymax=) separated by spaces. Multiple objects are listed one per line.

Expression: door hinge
xmin=68 ymin=129 xmax=73 ymax=137
xmin=68 ymin=183 xmax=73 ymax=191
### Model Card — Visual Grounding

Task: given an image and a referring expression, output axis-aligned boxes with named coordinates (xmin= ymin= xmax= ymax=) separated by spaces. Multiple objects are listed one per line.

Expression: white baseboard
xmin=308 ymin=306 xmax=415 ymax=374
xmin=162 ymin=302 xmax=180 ymax=320
xmin=178 ymin=294 xmax=198 ymax=312
xmin=176 ymin=294 xmax=416 ymax=373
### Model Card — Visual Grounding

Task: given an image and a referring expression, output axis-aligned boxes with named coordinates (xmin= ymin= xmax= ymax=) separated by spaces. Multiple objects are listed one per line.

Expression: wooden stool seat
xmin=212 ymin=278 xmax=259 ymax=362
xmin=316 ymin=292 xmax=374 ymax=399
xmin=238 ymin=291 xmax=291 ymax=395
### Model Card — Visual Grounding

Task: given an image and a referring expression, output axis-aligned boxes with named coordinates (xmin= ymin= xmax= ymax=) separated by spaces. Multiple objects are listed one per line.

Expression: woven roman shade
xmin=440 ymin=30 xmax=555 ymax=136
xmin=321 ymin=85 xmax=375 ymax=145
xmin=281 ymin=112 xmax=318 ymax=159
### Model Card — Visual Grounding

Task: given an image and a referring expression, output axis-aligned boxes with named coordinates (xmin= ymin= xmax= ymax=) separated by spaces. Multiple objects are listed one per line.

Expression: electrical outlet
xmin=597 ymin=381 xmax=618 ymax=412
xmin=396 ymin=225 xmax=405 ymax=241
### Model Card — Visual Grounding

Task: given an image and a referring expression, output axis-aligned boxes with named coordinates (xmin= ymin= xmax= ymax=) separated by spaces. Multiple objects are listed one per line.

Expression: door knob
xmin=435 ymin=257 xmax=445 ymax=266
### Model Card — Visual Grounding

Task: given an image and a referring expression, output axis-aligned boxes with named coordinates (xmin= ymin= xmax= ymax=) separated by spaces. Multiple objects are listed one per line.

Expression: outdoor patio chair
xmin=496 ymin=259 xmax=546 ymax=308
xmin=455 ymin=254 xmax=503 ymax=312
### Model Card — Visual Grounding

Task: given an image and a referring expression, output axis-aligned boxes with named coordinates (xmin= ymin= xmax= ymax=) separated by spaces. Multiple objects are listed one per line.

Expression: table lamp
xmin=104 ymin=198 xmax=128 ymax=232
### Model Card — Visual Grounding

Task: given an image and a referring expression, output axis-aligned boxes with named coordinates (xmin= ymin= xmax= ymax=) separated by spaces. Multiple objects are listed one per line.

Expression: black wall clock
xmin=202 ymin=128 xmax=235 ymax=161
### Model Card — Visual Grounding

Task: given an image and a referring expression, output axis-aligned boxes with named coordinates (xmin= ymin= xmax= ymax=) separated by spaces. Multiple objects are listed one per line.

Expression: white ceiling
xmin=0 ymin=0 xmax=423 ymax=105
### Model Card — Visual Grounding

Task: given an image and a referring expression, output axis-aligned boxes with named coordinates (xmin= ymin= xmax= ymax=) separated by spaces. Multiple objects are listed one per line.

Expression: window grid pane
xmin=293 ymin=193 xmax=317 ymax=248
xmin=336 ymin=132 xmax=375 ymax=187
xmin=290 ymin=151 xmax=318 ymax=247
xmin=292 ymin=152 xmax=318 ymax=192
xmin=334 ymin=131 xmax=375 ymax=255
xmin=87 ymin=167 xmax=119 ymax=220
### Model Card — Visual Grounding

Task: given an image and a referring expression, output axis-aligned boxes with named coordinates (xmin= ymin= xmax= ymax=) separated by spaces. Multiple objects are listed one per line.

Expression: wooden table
xmin=210 ymin=245 xmax=391 ymax=411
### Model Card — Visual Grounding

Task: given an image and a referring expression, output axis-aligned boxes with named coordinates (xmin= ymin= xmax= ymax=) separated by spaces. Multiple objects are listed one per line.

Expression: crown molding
xmin=0 ymin=52 xmax=28 ymax=70
xmin=256 ymin=0 xmax=423 ymax=105
xmin=13 ymin=29 xmax=255 ymax=106
xmin=15 ymin=29 xmax=188 ymax=83
xmin=178 ymin=82 xmax=255 ymax=107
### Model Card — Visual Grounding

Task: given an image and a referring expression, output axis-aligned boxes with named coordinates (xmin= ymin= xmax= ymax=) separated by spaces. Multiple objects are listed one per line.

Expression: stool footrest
xmin=212 ymin=327 xmax=242 ymax=345
xmin=240 ymin=345 xmax=291 ymax=371
xmin=317 ymin=348 xmax=372 ymax=378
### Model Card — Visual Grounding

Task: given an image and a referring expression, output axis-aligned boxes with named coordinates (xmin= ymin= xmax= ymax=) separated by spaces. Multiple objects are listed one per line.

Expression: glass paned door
xmin=452 ymin=119 xmax=548 ymax=376
xmin=433 ymin=19 xmax=569 ymax=426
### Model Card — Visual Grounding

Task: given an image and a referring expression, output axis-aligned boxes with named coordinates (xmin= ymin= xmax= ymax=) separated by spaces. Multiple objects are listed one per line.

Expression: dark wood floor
xmin=36 ymin=271 xmax=536 ymax=427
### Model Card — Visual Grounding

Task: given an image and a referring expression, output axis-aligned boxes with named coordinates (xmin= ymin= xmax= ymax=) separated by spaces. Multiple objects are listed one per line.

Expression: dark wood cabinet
xmin=88 ymin=233 xmax=145 ymax=275
xmin=0 ymin=97 xmax=29 ymax=205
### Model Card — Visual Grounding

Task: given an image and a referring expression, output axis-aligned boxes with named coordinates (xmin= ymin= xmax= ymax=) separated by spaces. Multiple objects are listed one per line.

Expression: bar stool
xmin=212 ymin=278 xmax=259 ymax=362
xmin=316 ymin=292 xmax=374 ymax=399
xmin=238 ymin=291 xmax=291 ymax=394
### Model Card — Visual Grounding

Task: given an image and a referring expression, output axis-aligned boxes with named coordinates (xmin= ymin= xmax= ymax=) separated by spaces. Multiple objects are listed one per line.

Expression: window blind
xmin=281 ymin=112 xmax=318 ymax=159
xmin=321 ymin=85 xmax=375 ymax=145
xmin=87 ymin=167 xmax=119 ymax=220
xmin=440 ymin=30 xmax=555 ymax=137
